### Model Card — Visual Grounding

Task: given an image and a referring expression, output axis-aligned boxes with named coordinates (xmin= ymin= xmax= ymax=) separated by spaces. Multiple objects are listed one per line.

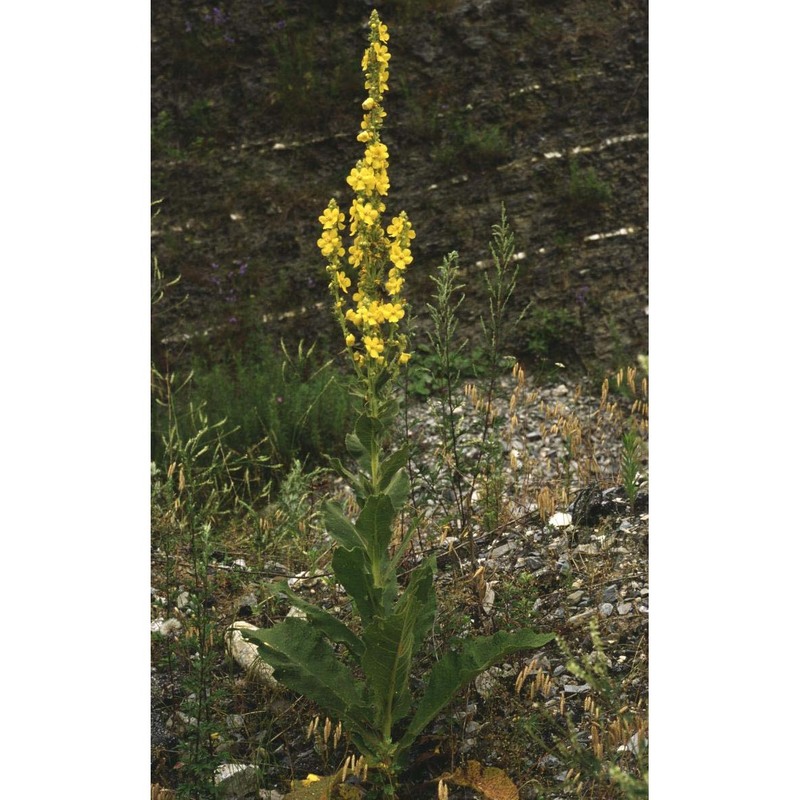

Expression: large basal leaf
xmin=398 ymin=628 xmax=555 ymax=754
xmin=268 ymin=580 xmax=365 ymax=659
xmin=360 ymin=558 xmax=437 ymax=728
xmin=240 ymin=618 xmax=378 ymax=748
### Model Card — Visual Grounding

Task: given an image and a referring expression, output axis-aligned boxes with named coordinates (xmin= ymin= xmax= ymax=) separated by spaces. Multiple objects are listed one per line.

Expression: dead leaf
xmin=441 ymin=760 xmax=519 ymax=800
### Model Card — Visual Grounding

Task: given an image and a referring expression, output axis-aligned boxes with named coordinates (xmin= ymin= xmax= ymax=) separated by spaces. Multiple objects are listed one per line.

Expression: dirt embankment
xmin=152 ymin=0 xmax=648 ymax=375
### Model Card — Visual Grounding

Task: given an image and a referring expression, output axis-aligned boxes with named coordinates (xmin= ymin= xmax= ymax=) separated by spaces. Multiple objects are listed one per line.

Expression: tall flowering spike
xmin=318 ymin=10 xmax=414 ymax=394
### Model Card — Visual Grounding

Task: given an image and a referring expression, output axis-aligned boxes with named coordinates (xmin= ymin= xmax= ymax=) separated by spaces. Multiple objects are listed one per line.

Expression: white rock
xmin=548 ymin=512 xmax=573 ymax=527
xmin=225 ymin=622 xmax=278 ymax=688
xmin=215 ymin=763 xmax=261 ymax=797
xmin=474 ymin=670 xmax=498 ymax=698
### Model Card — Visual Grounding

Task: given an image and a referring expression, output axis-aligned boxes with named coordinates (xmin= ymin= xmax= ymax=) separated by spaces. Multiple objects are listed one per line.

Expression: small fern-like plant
xmin=241 ymin=11 xmax=553 ymax=792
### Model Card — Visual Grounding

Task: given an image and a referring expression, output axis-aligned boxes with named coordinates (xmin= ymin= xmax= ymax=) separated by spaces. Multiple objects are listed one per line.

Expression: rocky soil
xmin=151 ymin=373 xmax=648 ymax=796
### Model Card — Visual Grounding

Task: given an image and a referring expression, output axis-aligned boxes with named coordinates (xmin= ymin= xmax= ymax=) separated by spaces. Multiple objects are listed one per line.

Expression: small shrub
xmin=433 ymin=118 xmax=509 ymax=170
xmin=565 ymin=159 xmax=612 ymax=212
xmin=517 ymin=305 xmax=581 ymax=367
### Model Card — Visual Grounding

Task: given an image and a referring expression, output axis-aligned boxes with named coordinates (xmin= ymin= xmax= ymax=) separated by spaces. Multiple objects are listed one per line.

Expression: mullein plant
xmin=242 ymin=11 xmax=553 ymax=794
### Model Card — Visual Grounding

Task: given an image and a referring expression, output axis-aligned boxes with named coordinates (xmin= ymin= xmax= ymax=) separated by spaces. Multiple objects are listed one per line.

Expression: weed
xmin=433 ymin=117 xmax=509 ymax=170
xmin=565 ymin=159 xmax=613 ymax=213
xmin=518 ymin=306 xmax=581 ymax=368
xmin=619 ymin=426 xmax=643 ymax=511
xmin=240 ymin=15 xmax=553 ymax=794
xmin=152 ymin=338 xmax=355 ymax=494
xmin=555 ymin=620 xmax=648 ymax=798
xmin=257 ymin=459 xmax=327 ymax=557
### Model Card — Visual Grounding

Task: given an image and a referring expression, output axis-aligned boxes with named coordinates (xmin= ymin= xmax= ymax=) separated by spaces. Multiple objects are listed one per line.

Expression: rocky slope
xmin=151 ymin=0 xmax=648 ymax=375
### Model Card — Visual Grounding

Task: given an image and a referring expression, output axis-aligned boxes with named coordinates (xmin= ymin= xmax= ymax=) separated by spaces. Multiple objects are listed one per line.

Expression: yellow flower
xmin=319 ymin=11 xmax=414 ymax=377
xmin=317 ymin=228 xmax=344 ymax=258
xmin=319 ymin=204 xmax=345 ymax=230
xmin=382 ymin=302 xmax=405 ymax=323
xmin=336 ymin=271 xmax=352 ymax=293
xmin=364 ymin=143 xmax=389 ymax=167
xmin=363 ymin=335 xmax=385 ymax=359
xmin=390 ymin=242 xmax=413 ymax=269
xmin=385 ymin=273 xmax=404 ymax=296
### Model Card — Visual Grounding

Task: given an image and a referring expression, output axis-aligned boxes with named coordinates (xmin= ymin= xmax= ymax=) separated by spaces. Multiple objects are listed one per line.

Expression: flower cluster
xmin=317 ymin=10 xmax=414 ymax=385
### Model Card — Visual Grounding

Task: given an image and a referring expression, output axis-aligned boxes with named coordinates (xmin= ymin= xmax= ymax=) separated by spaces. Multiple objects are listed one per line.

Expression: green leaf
xmin=383 ymin=466 xmax=410 ymax=511
xmin=377 ymin=446 xmax=408 ymax=491
xmin=323 ymin=501 xmax=368 ymax=552
xmin=240 ymin=618 xmax=379 ymax=749
xmin=360 ymin=558 xmax=436 ymax=730
xmin=355 ymin=494 xmax=396 ymax=573
xmin=332 ymin=545 xmax=394 ymax=624
xmin=268 ymin=581 xmax=365 ymax=659
xmin=345 ymin=431 xmax=367 ymax=460
xmin=398 ymin=629 xmax=554 ymax=755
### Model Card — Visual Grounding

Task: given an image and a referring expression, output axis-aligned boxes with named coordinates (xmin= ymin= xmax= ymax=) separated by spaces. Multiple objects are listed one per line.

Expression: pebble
xmin=617 ymin=602 xmax=633 ymax=616
xmin=598 ymin=602 xmax=614 ymax=617
xmin=563 ymin=683 xmax=591 ymax=694
xmin=602 ymin=584 xmax=619 ymax=603
xmin=567 ymin=590 xmax=585 ymax=604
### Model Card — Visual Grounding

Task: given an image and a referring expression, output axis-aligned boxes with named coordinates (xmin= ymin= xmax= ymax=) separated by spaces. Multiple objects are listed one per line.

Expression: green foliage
xmin=565 ymin=159 xmax=613 ymax=212
xmin=151 ymin=367 xmax=244 ymax=798
xmin=620 ymin=425 xmax=643 ymax=510
xmin=256 ymin=458 xmax=326 ymax=551
xmin=518 ymin=306 xmax=581 ymax=363
xmin=152 ymin=338 xmax=355 ymax=495
xmin=433 ymin=117 xmax=509 ymax=170
xmin=406 ymin=210 xmax=527 ymax=568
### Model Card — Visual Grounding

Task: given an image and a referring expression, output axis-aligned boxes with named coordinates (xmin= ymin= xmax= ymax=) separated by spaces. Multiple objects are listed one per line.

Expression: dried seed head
xmin=333 ymin=720 xmax=342 ymax=749
xmin=626 ymin=366 xmax=637 ymax=394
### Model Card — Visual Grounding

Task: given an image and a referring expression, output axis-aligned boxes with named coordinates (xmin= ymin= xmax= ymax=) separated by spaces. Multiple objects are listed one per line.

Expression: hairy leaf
xmin=332 ymin=544 xmax=395 ymax=623
xmin=383 ymin=466 xmax=410 ymax=511
xmin=240 ymin=618 xmax=378 ymax=748
xmin=398 ymin=629 xmax=555 ymax=754
xmin=323 ymin=501 xmax=369 ymax=552
xmin=377 ymin=446 xmax=408 ymax=490
xmin=361 ymin=558 xmax=436 ymax=729
xmin=355 ymin=493 xmax=397 ymax=573
xmin=268 ymin=581 xmax=365 ymax=658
